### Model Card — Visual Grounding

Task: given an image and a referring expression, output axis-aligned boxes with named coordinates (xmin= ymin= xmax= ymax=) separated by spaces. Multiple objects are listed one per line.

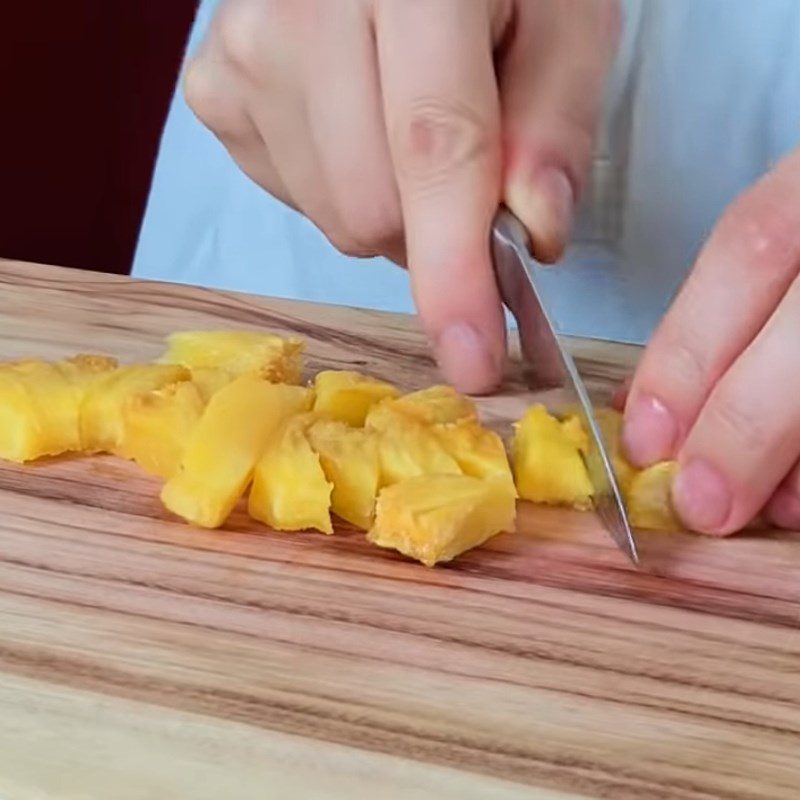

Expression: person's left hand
xmin=622 ymin=147 xmax=800 ymax=535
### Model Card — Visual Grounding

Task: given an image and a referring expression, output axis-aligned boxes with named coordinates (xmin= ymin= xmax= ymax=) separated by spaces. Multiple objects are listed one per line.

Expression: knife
xmin=490 ymin=207 xmax=639 ymax=565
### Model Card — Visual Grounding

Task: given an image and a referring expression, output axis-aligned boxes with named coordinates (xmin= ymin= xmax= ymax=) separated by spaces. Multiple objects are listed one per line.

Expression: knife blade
xmin=491 ymin=207 xmax=639 ymax=565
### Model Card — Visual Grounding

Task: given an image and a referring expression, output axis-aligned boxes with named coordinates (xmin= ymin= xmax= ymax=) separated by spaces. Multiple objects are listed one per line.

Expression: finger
xmin=207 ymin=0 xmax=346 ymax=238
xmin=765 ymin=456 xmax=800 ymax=529
xmin=185 ymin=4 xmax=295 ymax=207
xmin=670 ymin=273 xmax=800 ymax=534
xmin=500 ymin=0 xmax=621 ymax=262
xmin=611 ymin=374 xmax=633 ymax=412
xmin=302 ymin=2 xmax=404 ymax=260
xmin=184 ymin=50 xmax=294 ymax=209
xmin=624 ymin=148 xmax=800 ymax=467
xmin=376 ymin=0 xmax=507 ymax=394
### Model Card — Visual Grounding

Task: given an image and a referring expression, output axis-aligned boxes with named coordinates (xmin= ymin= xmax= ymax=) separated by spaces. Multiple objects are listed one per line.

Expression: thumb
xmin=500 ymin=0 xmax=621 ymax=263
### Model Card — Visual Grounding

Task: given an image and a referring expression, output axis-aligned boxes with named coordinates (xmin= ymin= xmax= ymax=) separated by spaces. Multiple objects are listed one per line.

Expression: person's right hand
xmin=184 ymin=0 xmax=620 ymax=393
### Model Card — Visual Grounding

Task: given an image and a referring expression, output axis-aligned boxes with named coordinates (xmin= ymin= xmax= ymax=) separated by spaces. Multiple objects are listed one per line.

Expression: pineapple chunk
xmin=80 ymin=364 xmax=191 ymax=453
xmin=367 ymin=385 xmax=477 ymax=429
xmin=118 ymin=381 xmax=205 ymax=479
xmin=307 ymin=419 xmax=380 ymax=530
xmin=627 ymin=461 xmax=680 ymax=531
xmin=565 ymin=407 xmax=636 ymax=495
xmin=162 ymin=330 xmax=303 ymax=383
xmin=0 ymin=355 xmax=117 ymax=461
xmin=191 ymin=367 xmax=235 ymax=403
xmin=513 ymin=404 xmax=593 ymax=509
xmin=161 ymin=377 xmax=312 ymax=528
xmin=56 ymin=354 xmax=119 ymax=390
xmin=249 ymin=414 xmax=333 ymax=533
xmin=368 ymin=475 xmax=516 ymax=567
xmin=0 ymin=367 xmax=45 ymax=462
xmin=374 ymin=416 xmax=462 ymax=487
xmin=434 ymin=419 xmax=515 ymax=491
xmin=313 ymin=370 xmax=398 ymax=427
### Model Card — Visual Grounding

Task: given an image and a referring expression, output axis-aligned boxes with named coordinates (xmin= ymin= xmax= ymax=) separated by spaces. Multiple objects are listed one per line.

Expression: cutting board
xmin=1 ymin=259 xmax=800 ymax=800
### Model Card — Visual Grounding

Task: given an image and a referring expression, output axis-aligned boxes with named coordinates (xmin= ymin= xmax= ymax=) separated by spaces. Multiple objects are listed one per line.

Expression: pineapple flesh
xmin=0 ymin=355 xmax=118 ymax=462
xmin=307 ymin=419 xmax=380 ymax=530
xmin=369 ymin=475 xmax=516 ymax=567
xmin=249 ymin=414 xmax=333 ymax=533
xmin=313 ymin=370 xmax=398 ymax=427
xmin=162 ymin=330 xmax=303 ymax=384
xmin=161 ymin=377 xmax=312 ymax=528
xmin=118 ymin=381 xmax=206 ymax=479
xmin=512 ymin=404 xmax=593 ymax=509
xmin=627 ymin=461 xmax=680 ymax=531
xmin=80 ymin=364 xmax=191 ymax=453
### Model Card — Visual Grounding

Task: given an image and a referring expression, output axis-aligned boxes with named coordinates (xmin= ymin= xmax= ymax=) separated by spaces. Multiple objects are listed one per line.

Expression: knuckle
xmin=704 ymin=391 xmax=767 ymax=454
xmin=214 ymin=0 xmax=268 ymax=74
xmin=182 ymin=58 xmax=248 ymax=140
xmin=721 ymin=195 xmax=800 ymax=277
xmin=392 ymin=98 xmax=494 ymax=189
xmin=662 ymin=336 xmax=709 ymax=390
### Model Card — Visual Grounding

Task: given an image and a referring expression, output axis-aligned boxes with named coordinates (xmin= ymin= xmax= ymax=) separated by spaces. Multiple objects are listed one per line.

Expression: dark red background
xmin=1 ymin=2 xmax=197 ymax=274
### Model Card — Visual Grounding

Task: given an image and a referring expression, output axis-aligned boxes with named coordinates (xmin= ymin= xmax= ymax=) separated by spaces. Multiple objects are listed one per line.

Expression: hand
xmin=623 ymin=147 xmax=800 ymax=535
xmin=184 ymin=0 xmax=620 ymax=393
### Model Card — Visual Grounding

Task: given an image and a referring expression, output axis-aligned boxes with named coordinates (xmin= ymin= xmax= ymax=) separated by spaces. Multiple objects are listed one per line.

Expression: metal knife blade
xmin=491 ymin=207 xmax=639 ymax=565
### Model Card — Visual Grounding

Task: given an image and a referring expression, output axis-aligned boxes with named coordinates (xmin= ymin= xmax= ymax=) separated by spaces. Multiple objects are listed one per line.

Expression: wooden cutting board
xmin=1 ymin=259 xmax=799 ymax=800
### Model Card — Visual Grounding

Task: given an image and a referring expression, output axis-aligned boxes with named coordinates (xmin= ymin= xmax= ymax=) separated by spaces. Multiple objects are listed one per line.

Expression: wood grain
xmin=1 ymin=259 xmax=800 ymax=800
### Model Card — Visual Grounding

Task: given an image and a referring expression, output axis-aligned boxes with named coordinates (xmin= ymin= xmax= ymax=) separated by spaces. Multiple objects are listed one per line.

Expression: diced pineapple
xmin=375 ymin=416 xmax=462 ymax=487
xmin=0 ymin=368 xmax=43 ymax=462
xmin=367 ymin=385 xmax=477 ymax=429
xmin=80 ymin=364 xmax=191 ymax=453
xmin=118 ymin=381 xmax=205 ymax=479
xmin=249 ymin=414 xmax=333 ymax=533
xmin=434 ymin=419 xmax=515 ymax=491
xmin=368 ymin=475 xmax=516 ymax=567
xmin=307 ymin=419 xmax=380 ymax=530
xmin=627 ymin=461 xmax=680 ymax=531
xmin=565 ymin=407 xmax=637 ymax=495
xmin=313 ymin=370 xmax=398 ymax=427
xmin=513 ymin=404 xmax=593 ymax=509
xmin=0 ymin=360 xmax=79 ymax=459
xmin=161 ymin=377 xmax=312 ymax=528
xmin=0 ymin=354 xmax=117 ymax=462
xmin=162 ymin=330 xmax=303 ymax=384
xmin=56 ymin=354 xmax=119 ymax=390
xmin=191 ymin=367 xmax=235 ymax=403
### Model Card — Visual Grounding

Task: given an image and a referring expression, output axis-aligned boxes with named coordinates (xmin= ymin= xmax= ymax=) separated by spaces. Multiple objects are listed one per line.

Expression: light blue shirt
xmin=133 ymin=0 xmax=800 ymax=344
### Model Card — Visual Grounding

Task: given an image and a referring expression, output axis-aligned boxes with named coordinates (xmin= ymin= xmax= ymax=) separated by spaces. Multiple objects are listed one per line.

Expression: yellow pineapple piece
xmin=513 ymin=404 xmax=593 ymax=509
xmin=118 ymin=381 xmax=206 ymax=479
xmin=162 ymin=330 xmax=303 ymax=383
xmin=367 ymin=385 xmax=477 ymax=430
xmin=249 ymin=414 xmax=333 ymax=533
xmin=313 ymin=370 xmax=398 ymax=427
xmin=0 ymin=367 xmax=44 ymax=462
xmin=0 ymin=354 xmax=117 ymax=461
xmin=434 ymin=419 xmax=515 ymax=491
xmin=191 ymin=367 xmax=235 ymax=403
xmin=564 ymin=407 xmax=636 ymax=495
xmin=627 ymin=461 xmax=680 ymax=531
xmin=368 ymin=475 xmax=516 ymax=567
xmin=161 ymin=377 xmax=312 ymax=528
xmin=56 ymin=354 xmax=119 ymax=391
xmin=80 ymin=364 xmax=191 ymax=453
xmin=307 ymin=419 xmax=380 ymax=530
xmin=0 ymin=360 xmax=78 ymax=459
xmin=375 ymin=416 xmax=462 ymax=487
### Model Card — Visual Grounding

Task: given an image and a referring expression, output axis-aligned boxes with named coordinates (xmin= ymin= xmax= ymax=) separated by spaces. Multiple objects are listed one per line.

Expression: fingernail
xmin=623 ymin=394 xmax=678 ymax=467
xmin=506 ymin=166 xmax=574 ymax=263
xmin=672 ymin=460 xmax=732 ymax=534
xmin=435 ymin=323 xmax=501 ymax=395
